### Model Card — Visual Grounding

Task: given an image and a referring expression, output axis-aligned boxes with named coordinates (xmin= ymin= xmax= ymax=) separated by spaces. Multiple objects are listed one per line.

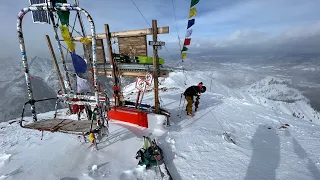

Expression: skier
xmin=183 ymin=82 xmax=206 ymax=116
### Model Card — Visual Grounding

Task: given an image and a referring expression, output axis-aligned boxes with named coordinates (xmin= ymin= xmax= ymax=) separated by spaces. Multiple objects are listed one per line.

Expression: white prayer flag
xmin=76 ymin=75 xmax=90 ymax=93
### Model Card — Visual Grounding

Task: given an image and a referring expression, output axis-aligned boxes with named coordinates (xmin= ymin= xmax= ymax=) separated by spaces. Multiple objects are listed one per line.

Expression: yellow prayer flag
xmin=88 ymin=133 xmax=95 ymax=144
xmin=181 ymin=52 xmax=187 ymax=59
xmin=66 ymin=41 xmax=76 ymax=52
xmin=80 ymin=37 xmax=92 ymax=45
xmin=188 ymin=7 xmax=197 ymax=19
xmin=60 ymin=26 xmax=76 ymax=52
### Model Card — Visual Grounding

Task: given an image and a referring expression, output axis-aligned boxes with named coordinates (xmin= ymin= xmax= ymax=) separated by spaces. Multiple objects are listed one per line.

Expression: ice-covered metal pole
xmin=17 ymin=4 xmax=99 ymax=122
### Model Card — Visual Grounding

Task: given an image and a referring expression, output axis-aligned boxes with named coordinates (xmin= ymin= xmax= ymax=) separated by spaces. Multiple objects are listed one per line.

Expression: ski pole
xmin=180 ymin=97 xmax=186 ymax=118
xmin=178 ymin=93 xmax=183 ymax=115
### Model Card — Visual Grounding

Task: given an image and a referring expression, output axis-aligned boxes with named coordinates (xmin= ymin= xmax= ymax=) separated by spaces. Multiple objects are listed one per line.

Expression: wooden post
xmin=45 ymin=35 xmax=72 ymax=112
xmin=152 ymin=20 xmax=160 ymax=113
xmin=46 ymin=35 xmax=66 ymax=93
xmin=105 ymin=24 xmax=121 ymax=106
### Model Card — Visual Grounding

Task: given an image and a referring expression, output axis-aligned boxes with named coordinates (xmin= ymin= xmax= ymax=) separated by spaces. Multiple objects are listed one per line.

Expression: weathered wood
xmin=105 ymin=24 xmax=122 ymax=106
xmin=97 ymin=70 xmax=170 ymax=78
xmin=70 ymin=26 xmax=169 ymax=41
xmin=45 ymin=35 xmax=72 ymax=113
xmin=118 ymin=36 xmax=147 ymax=56
xmin=152 ymin=20 xmax=160 ymax=113
xmin=23 ymin=119 xmax=98 ymax=134
xmin=45 ymin=35 xmax=66 ymax=94
xmin=86 ymin=39 xmax=106 ymax=63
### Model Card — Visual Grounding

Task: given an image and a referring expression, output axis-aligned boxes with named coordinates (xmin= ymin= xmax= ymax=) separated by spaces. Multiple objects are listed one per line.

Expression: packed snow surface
xmin=1 ymin=71 xmax=320 ymax=180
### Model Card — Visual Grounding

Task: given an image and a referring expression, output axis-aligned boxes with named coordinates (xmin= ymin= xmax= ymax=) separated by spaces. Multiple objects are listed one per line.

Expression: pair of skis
xmin=139 ymin=136 xmax=173 ymax=180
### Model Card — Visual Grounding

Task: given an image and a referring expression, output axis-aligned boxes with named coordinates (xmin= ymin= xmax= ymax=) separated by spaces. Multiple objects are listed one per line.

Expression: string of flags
xmin=181 ymin=0 xmax=199 ymax=61
xmin=57 ymin=0 xmax=76 ymax=52
xmin=56 ymin=0 xmax=90 ymax=93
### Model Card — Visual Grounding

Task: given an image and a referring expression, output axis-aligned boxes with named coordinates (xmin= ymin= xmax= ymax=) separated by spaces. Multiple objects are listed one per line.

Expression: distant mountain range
xmin=0 ymin=56 xmax=135 ymax=122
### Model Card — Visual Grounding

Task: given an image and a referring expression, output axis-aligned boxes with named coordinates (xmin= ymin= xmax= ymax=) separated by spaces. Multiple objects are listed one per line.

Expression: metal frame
xmin=17 ymin=2 xmax=99 ymax=123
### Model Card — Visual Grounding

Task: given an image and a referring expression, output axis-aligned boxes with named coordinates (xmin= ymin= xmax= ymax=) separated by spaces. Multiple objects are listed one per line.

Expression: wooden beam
xmin=118 ymin=36 xmax=147 ymax=56
xmin=45 ymin=35 xmax=72 ymax=113
xmin=152 ymin=20 xmax=160 ymax=113
xmin=105 ymin=24 xmax=122 ymax=106
xmin=71 ymin=26 xmax=169 ymax=41
xmin=97 ymin=70 xmax=170 ymax=78
xmin=45 ymin=35 xmax=66 ymax=94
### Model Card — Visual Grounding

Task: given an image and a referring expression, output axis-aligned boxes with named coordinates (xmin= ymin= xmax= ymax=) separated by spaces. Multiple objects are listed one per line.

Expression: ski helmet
xmin=200 ymin=86 xmax=206 ymax=93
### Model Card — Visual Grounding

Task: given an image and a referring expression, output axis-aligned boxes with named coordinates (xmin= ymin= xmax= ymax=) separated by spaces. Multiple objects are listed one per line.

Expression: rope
xmin=70 ymin=12 xmax=78 ymax=35
xmin=131 ymin=0 xmax=188 ymax=85
xmin=68 ymin=24 xmax=85 ymax=38
xmin=75 ymin=0 xmax=87 ymax=36
xmin=131 ymin=0 xmax=151 ymax=27
xmin=171 ymin=0 xmax=187 ymax=84
xmin=171 ymin=0 xmax=183 ymax=51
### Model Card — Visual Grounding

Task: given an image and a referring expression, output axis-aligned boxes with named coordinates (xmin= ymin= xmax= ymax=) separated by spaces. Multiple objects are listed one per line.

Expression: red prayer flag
xmin=184 ymin=38 xmax=191 ymax=46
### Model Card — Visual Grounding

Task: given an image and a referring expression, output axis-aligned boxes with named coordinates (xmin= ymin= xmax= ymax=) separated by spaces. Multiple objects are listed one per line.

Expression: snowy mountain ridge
xmin=0 ymin=56 xmax=61 ymax=122
xmin=245 ymin=76 xmax=306 ymax=102
xmin=1 ymin=70 xmax=320 ymax=179
xmin=240 ymin=76 xmax=320 ymax=124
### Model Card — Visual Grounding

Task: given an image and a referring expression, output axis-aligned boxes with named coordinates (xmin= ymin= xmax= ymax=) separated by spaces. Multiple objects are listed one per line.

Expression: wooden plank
xmin=98 ymin=69 xmax=170 ymax=78
xmin=71 ymin=26 xmax=169 ymax=41
xmin=45 ymin=35 xmax=66 ymax=94
xmin=118 ymin=36 xmax=147 ymax=56
xmin=87 ymin=39 xmax=106 ymax=63
xmin=23 ymin=119 xmax=98 ymax=134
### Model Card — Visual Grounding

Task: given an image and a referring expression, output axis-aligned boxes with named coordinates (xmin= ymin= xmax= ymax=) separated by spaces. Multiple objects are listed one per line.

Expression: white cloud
xmin=1 ymin=0 xmax=320 ymax=59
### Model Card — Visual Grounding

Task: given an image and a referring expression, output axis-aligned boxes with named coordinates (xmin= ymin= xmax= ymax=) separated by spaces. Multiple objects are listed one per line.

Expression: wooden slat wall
xmin=87 ymin=39 xmax=106 ymax=63
xmin=118 ymin=36 xmax=147 ymax=56
xmin=71 ymin=26 xmax=169 ymax=40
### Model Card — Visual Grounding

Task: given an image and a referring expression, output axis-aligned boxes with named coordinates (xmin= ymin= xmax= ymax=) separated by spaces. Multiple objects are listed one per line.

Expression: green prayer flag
xmin=57 ymin=0 xmax=69 ymax=26
xmin=58 ymin=11 xmax=70 ymax=26
xmin=190 ymin=0 xmax=200 ymax=7
xmin=182 ymin=46 xmax=188 ymax=51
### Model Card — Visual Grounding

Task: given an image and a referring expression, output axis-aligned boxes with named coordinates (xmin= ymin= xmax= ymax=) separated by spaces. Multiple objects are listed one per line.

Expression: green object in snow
xmin=138 ymin=149 xmax=158 ymax=167
xmin=137 ymin=56 xmax=165 ymax=65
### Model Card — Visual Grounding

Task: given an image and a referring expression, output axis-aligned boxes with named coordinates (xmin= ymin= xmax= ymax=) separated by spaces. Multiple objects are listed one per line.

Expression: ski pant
xmin=185 ymin=96 xmax=193 ymax=114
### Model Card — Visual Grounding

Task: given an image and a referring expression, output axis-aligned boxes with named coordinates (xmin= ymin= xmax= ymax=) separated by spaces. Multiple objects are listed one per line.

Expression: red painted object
xmin=71 ymin=98 xmax=85 ymax=114
xmin=107 ymin=107 xmax=149 ymax=128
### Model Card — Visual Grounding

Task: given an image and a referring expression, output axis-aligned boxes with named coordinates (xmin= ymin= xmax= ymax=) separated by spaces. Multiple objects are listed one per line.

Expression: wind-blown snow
xmin=1 ymin=70 xmax=320 ymax=180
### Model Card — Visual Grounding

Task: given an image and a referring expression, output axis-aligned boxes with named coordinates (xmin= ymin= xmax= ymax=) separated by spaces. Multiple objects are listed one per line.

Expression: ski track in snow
xmin=1 ymin=71 xmax=320 ymax=179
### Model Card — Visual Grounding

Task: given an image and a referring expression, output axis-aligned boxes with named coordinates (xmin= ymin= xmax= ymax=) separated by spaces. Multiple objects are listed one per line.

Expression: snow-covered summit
xmin=245 ymin=76 xmax=306 ymax=102
xmin=1 ymin=70 xmax=320 ymax=180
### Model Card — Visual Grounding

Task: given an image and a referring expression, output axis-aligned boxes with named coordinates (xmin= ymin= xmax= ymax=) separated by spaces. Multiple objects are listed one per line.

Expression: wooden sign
xmin=149 ymin=41 xmax=165 ymax=46
xmin=118 ymin=36 xmax=147 ymax=56
xmin=86 ymin=39 xmax=106 ymax=63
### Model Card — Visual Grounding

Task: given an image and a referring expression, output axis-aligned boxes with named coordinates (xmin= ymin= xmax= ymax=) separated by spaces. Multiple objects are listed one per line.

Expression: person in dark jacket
xmin=183 ymin=82 xmax=206 ymax=115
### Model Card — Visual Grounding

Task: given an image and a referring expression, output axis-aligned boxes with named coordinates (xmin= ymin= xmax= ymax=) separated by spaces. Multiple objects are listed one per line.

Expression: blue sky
xmin=1 ymin=0 xmax=320 ymax=59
